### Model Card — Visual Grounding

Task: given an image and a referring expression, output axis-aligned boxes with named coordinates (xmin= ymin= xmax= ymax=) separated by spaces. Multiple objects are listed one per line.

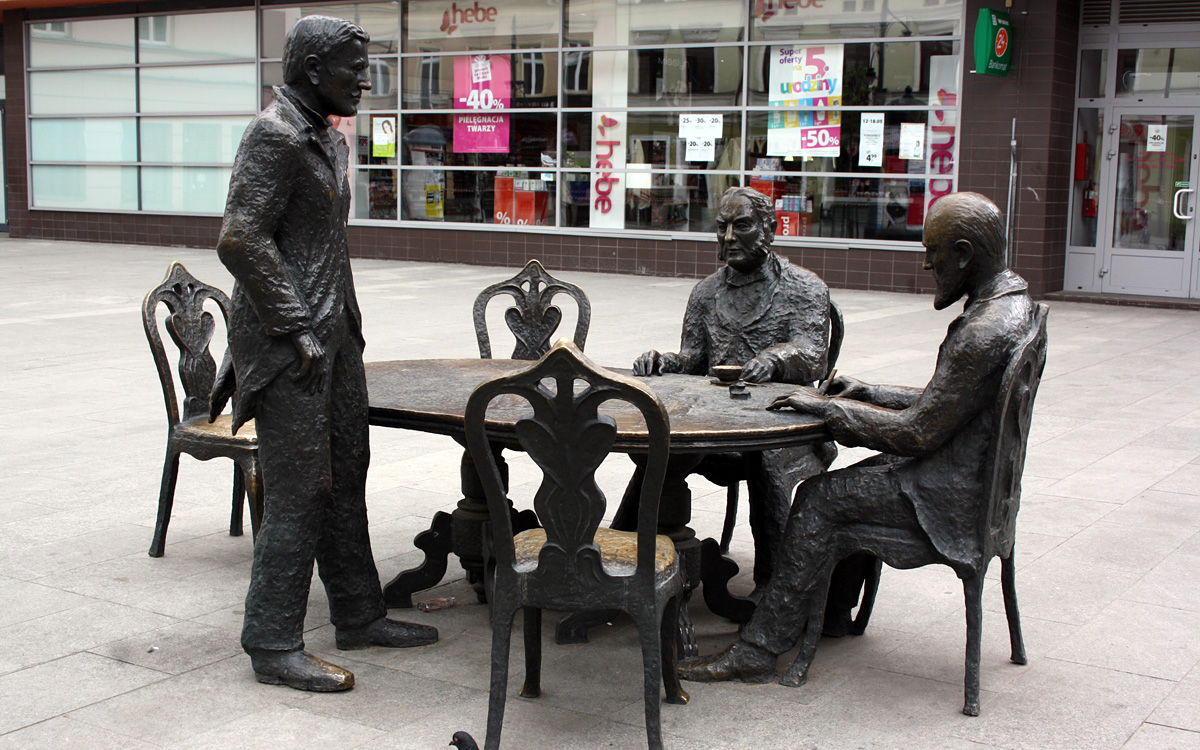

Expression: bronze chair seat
xmin=513 ymin=528 xmax=677 ymax=578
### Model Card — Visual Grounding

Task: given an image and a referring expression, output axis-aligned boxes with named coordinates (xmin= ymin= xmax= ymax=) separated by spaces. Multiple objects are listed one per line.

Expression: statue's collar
xmin=276 ymin=86 xmax=331 ymax=132
xmin=969 ymin=268 xmax=1027 ymax=305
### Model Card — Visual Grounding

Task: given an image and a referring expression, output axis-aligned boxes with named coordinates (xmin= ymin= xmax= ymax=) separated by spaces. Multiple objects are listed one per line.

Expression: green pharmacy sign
xmin=974 ymin=9 xmax=1012 ymax=77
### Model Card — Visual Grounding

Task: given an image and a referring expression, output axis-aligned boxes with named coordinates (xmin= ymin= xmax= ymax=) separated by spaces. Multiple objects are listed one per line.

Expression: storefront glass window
xmin=31 ymin=165 xmax=138 ymax=210
xmin=1117 ymin=47 xmax=1200 ymax=98
xmin=31 ymin=119 xmax=137 ymax=162
xmin=28 ymin=0 xmax=963 ymax=247
xmin=402 ymin=0 xmax=558 ymax=53
xmin=1078 ymin=49 xmax=1107 ymax=98
xmin=1069 ymin=108 xmax=1102 ymax=248
xmin=141 ymin=166 xmax=234 ymax=213
xmin=138 ymin=12 xmax=256 ymax=63
xmin=28 ymin=18 xmax=134 ymax=67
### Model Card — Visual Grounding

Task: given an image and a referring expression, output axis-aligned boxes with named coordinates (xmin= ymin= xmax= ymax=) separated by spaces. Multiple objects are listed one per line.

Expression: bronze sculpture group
xmin=202 ymin=17 xmax=1043 ymax=734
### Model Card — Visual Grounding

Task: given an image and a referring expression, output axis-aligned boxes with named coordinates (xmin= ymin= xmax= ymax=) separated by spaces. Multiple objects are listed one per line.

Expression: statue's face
xmin=716 ymin=195 xmax=770 ymax=273
xmin=311 ymin=38 xmax=372 ymax=118
xmin=922 ymin=212 xmax=972 ymax=310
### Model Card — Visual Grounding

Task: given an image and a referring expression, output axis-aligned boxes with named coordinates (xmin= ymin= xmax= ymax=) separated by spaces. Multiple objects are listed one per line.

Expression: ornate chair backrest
xmin=981 ymin=302 xmax=1049 ymax=561
xmin=142 ymin=262 xmax=231 ymax=426
xmin=472 ymin=259 xmax=592 ymax=360
xmin=464 ymin=341 xmax=671 ymax=595
xmin=824 ymin=298 xmax=845 ymax=382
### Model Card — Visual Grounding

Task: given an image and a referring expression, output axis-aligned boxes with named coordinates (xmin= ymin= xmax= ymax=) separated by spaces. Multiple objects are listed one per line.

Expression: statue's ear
xmin=304 ymin=55 xmax=322 ymax=86
xmin=954 ymin=238 xmax=974 ymax=270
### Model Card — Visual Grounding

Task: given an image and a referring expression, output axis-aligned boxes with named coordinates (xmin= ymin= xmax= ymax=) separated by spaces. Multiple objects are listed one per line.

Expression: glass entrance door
xmin=1101 ymin=109 xmax=1199 ymax=297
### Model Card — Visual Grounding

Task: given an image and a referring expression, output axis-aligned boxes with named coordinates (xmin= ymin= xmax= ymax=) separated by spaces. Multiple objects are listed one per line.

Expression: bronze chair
xmin=780 ymin=303 xmax=1049 ymax=716
xmin=713 ymin=298 xmax=846 ymax=554
xmin=143 ymin=262 xmax=263 ymax=557
xmin=473 ymin=258 xmax=591 ymax=360
xmin=465 ymin=340 xmax=688 ymax=750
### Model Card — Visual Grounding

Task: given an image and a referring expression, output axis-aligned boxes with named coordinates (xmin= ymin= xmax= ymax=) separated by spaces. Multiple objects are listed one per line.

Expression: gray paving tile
xmin=0 ymin=577 xmax=91 ymax=628
xmin=1120 ymin=724 xmax=1200 ymax=750
xmin=1148 ymin=665 xmax=1200 ymax=733
xmin=0 ymin=716 xmax=157 ymax=750
xmin=0 ymin=652 xmax=165 ymax=735
xmin=950 ymin=658 xmax=1175 ymax=750
xmin=1049 ymin=598 xmax=1200 ymax=681
xmin=162 ymin=704 xmax=384 ymax=750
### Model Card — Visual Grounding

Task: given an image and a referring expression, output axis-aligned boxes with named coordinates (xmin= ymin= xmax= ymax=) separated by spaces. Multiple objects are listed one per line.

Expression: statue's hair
xmin=929 ymin=192 xmax=1006 ymax=262
xmin=283 ymin=16 xmax=370 ymax=86
xmin=719 ymin=186 xmax=777 ymax=236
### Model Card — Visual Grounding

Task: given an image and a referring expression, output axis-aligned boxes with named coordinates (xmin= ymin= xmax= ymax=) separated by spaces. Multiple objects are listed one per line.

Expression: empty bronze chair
xmin=473 ymin=258 xmax=591 ymax=360
xmin=465 ymin=340 xmax=688 ymax=750
xmin=781 ymin=303 xmax=1049 ymax=716
xmin=143 ymin=262 xmax=263 ymax=557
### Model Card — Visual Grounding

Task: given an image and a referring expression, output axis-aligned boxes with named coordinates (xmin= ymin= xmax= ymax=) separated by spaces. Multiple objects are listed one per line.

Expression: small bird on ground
xmin=449 ymin=730 xmax=479 ymax=750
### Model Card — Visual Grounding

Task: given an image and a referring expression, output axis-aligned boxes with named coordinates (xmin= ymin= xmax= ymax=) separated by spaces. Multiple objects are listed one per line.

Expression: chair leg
xmin=244 ymin=455 xmax=264 ymax=541
xmin=633 ymin=607 xmax=666 ymax=750
xmin=230 ymin=465 xmax=246 ymax=537
xmin=148 ymin=447 xmax=181 ymax=558
xmin=780 ymin=612 xmax=822 ymax=687
xmin=485 ymin=604 xmax=518 ymax=750
xmin=519 ymin=607 xmax=542 ymax=698
xmin=848 ymin=556 xmax=883 ymax=636
xmin=1001 ymin=551 xmax=1027 ymax=665
xmin=962 ymin=573 xmax=985 ymax=717
xmin=661 ymin=596 xmax=689 ymax=705
xmin=719 ymin=483 xmax=739 ymax=554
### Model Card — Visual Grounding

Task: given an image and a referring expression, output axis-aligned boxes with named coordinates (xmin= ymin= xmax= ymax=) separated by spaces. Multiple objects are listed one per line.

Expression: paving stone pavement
xmin=2 ymin=237 xmax=1199 ymax=749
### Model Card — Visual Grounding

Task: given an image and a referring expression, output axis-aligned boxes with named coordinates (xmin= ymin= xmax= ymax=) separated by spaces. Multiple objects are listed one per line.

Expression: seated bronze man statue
xmin=615 ymin=185 xmax=835 ymax=586
xmin=679 ymin=191 xmax=1037 ymax=683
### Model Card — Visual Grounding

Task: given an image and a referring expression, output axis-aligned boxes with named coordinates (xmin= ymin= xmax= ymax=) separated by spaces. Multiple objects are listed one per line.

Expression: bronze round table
xmin=366 ymin=358 xmax=829 ymax=648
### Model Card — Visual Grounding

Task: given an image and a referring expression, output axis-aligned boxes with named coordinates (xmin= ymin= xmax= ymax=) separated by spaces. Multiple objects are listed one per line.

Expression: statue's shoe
xmin=335 ymin=617 xmax=438 ymax=650
xmin=677 ymin=640 xmax=775 ymax=683
xmin=251 ymin=649 xmax=354 ymax=692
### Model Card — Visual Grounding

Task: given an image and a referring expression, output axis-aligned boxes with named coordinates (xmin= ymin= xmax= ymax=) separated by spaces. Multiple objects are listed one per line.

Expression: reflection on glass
xmin=140 ymin=117 xmax=251 ymax=163
xmin=30 ymin=70 xmax=136 ymax=115
xmin=560 ymin=170 xmax=739 ymax=231
xmin=1069 ymin=108 xmax=1102 ymax=247
xmin=401 ymin=53 xmax=559 ymax=110
xmin=562 ymin=112 xmax=742 ymax=171
xmin=355 ymin=169 xmax=398 ymax=219
xmin=402 ymin=168 xmax=555 ymax=225
xmin=1078 ymin=49 xmax=1107 ymax=98
xmin=1112 ymin=114 xmax=1194 ymax=251
xmin=28 ymin=18 xmax=134 ymax=67
xmin=31 ymin=119 xmax=137 ymax=162
xmin=1116 ymin=47 xmax=1200 ymax=98
xmin=31 ymin=165 xmax=138 ymax=210
xmin=138 ymin=12 xmax=255 ymax=63
xmin=402 ymin=0 xmax=558 ymax=53
xmin=562 ymin=48 xmax=742 ymax=108
xmin=142 ymin=166 xmax=234 ymax=213
xmin=140 ymin=65 xmax=257 ymax=113
xmin=261 ymin=4 xmax=400 ymax=57
xmin=565 ymin=0 xmax=744 ymax=46
xmin=746 ymin=110 xmax=931 ymax=174
xmin=401 ymin=114 xmax=556 ymax=168
xmin=741 ymin=175 xmax=929 ymax=241
xmin=749 ymin=40 xmax=957 ymax=106
xmin=751 ymin=0 xmax=961 ymax=41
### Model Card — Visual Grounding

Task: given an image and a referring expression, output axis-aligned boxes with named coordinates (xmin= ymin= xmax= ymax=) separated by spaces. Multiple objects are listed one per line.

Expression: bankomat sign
xmin=973 ymin=9 xmax=1012 ymax=77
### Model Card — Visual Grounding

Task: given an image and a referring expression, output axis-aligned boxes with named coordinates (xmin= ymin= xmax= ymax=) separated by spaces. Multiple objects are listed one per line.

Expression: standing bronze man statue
xmin=618 ymin=186 xmax=834 ymax=585
xmin=678 ymin=192 xmax=1036 ymax=685
xmin=213 ymin=15 xmax=436 ymax=692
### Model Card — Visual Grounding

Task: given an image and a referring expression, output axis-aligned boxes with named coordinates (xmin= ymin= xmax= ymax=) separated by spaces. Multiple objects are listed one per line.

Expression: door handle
xmin=1174 ymin=188 xmax=1195 ymax=220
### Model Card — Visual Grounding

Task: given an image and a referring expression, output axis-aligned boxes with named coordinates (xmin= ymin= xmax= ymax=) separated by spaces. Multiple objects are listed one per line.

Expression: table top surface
xmin=366 ymin=358 xmax=828 ymax=453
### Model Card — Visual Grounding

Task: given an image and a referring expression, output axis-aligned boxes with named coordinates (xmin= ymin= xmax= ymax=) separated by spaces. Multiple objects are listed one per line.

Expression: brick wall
xmin=959 ymin=0 xmax=1081 ymax=296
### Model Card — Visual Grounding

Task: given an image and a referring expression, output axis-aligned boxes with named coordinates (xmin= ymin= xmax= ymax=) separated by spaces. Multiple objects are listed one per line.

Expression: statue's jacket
xmin=822 ymin=269 xmax=1034 ymax=577
xmin=217 ymin=86 xmax=364 ymax=431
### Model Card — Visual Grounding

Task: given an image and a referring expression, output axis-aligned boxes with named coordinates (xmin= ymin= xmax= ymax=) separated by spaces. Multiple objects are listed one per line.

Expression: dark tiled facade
xmin=3 ymin=2 xmax=1080 ymax=298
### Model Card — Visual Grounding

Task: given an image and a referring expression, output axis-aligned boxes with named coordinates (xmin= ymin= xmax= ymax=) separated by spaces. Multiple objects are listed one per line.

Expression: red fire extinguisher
xmin=1082 ymin=182 xmax=1098 ymax=218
